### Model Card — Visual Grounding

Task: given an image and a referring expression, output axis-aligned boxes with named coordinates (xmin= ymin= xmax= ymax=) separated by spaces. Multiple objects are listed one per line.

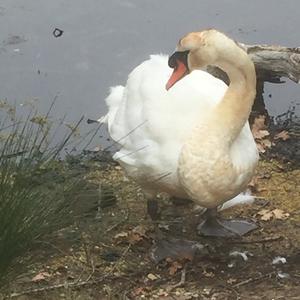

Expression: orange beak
xmin=166 ymin=60 xmax=188 ymax=90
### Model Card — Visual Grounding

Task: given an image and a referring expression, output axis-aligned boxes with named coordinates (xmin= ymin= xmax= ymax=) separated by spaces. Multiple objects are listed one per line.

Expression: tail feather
xmin=218 ymin=191 xmax=255 ymax=211
xmin=98 ymin=85 xmax=124 ymax=124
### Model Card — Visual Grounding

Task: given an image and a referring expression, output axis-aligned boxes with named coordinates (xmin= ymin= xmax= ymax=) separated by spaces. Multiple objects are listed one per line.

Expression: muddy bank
xmin=1 ymin=131 xmax=299 ymax=300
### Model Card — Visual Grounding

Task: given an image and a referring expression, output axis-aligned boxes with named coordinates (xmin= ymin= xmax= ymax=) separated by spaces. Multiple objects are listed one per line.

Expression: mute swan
xmin=101 ymin=29 xmax=259 ymax=237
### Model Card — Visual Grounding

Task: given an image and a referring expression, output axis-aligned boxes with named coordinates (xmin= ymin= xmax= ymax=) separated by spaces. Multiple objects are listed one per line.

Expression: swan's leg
xmin=197 ymin=208 xmax=257 ymax=237
xmin=147 ymin=198 xmax=160 ymax=220
xmin=141 ymin=189 xmax=160 ymax=220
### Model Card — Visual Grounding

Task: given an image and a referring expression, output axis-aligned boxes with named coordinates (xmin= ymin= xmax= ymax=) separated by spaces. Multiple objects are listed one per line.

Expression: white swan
xmin=101 ymin=29 xmax=258 ymax=237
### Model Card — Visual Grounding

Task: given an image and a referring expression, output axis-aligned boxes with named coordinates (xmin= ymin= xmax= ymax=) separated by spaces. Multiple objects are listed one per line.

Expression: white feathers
xmin=218 ymin=191 xmax=255 ymax=211
xmin=272 ymin=256 xmax=287 ymax=265
xmin=229 ymin=250 xmax=252 ymax=261
xmin=101 ymin=54 xmax=257 ymax=204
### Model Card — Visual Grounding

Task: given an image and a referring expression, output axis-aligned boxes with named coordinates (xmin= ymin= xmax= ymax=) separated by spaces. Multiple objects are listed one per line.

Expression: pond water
xmin=0 ymin=0 xmax=299 ymax=133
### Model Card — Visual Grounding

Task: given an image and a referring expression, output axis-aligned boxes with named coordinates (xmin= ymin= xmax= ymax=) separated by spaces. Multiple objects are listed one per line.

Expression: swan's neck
xmin=213 ymin=55 xmax=256 ymax=141
xmin=191 ymin=49 xmax=256 ymax=146
xmin=178 ymin=48 xmax=257 ymax=207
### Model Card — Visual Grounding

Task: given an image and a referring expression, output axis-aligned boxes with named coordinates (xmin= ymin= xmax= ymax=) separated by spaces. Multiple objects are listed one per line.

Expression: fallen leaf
xmin=272 ymin=209 xmax=290 ymax=220
xmin=274 ymin=130 xmax=290 ymax=141
xmin=256 ymin=143 xmax=267 ymax=153
xmin=131 ymin=287 xmax=148 ymax=297
xmin=258 ymin=209 xmax=273 ymax=221
xmin=255 ymin=129 xmax=270 ymax=139
xmin=31 ymin=272 xmax=51 ymax=282
xmin=261 ymin=138 xmax=273 ymax=149
xmin=257 ymin=209 xmax=290 ymax=221
xmin=114 ymin=226 xmax=148 ymax=244
xmin=251 ymin=115 xmax=268 ymax=139
xmin=132 ymin=287 xmax=143 ymax=296
xmin=147 ymin=273 xmax=159 ymax=281
xmin=251 ymin=115 xmax=274 ymax=153
xmin=203 ymin=270 xmax=215 ymax=278
xmin=128 ymin=225 xmax=148 ymax=244
xmin=168 ymin=260 xmax=183 ymax=275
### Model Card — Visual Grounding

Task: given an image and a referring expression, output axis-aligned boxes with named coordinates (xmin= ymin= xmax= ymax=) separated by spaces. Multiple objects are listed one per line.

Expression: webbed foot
xmin=197 ymin=209 xmax=257 ymax=237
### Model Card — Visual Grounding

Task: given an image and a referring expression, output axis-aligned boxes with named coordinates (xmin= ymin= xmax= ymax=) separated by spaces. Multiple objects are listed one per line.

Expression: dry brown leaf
xmin=261 ymin=139 xmax=273 ymax=149
xmin=274 ymin=130 xmax=290 ymax=141
xmin=131 ymin=287 xmax=147 ymax=297
xmin=251 ymin=115 xmax=268 ymax=138
xmin=256 ymin=138 xmax=273 ymax=153
xmin=203 ymin=270 xmax=215 ymax=278
xmin=147 ymin=273 xmax=159 ymax=281
xmin=272 ymin=208 xmax=290 ymax=220
xmin=128 ymin=225 xmax=148 ymax=244
xmin=258 ymin=209 xmax=290 ymax=221
xmin=256 ymin=143 xmax=266 ymax=153
xmin=251 ymin=115 xmax=274 ymax=153
xmin=255 ymin=129 xmax=270 ymax=139
xmin=168 ymin=260 xmax=183 ymax=275
xmin=132 ymin=287 xmax=143 ymax=296
xmin=258 ymin=209 xmax=273 ymax=221
xmin=31 ymin=272 xmax=51 ymax=282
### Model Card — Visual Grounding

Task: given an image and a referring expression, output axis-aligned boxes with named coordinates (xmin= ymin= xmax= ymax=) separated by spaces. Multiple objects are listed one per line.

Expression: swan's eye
xmin=168 ymin=50 xmax=190 ymax=70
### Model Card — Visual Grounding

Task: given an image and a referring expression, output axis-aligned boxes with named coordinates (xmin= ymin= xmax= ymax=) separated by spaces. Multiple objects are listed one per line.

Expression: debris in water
xmin=53 ymin=28 xmax=64 ymax=38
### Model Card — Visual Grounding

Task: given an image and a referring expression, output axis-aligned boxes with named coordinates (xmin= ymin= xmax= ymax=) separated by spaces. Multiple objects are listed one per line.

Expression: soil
xmin=1 ymin=148 xmax=299 ymax=300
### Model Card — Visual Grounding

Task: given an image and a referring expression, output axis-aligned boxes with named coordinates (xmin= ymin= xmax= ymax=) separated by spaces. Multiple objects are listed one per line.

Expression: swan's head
xmin=166 ymin=29 xmax=230 ymax=90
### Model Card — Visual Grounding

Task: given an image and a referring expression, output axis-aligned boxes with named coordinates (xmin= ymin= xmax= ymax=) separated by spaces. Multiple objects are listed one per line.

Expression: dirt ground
xmin=3 ymin=153 xmax=299 ymax=300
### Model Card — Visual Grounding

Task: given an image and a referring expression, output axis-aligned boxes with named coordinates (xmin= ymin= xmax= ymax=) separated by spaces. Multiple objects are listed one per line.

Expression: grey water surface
xmin=0 ymin=0 xmax=299 ymax=133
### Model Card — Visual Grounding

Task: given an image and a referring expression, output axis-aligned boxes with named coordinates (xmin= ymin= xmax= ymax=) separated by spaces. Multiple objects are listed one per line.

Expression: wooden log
xmin=207 ymin=43 xmax=300 ymax=84
xmin=243 ymin=43 xmax=300 ymax=83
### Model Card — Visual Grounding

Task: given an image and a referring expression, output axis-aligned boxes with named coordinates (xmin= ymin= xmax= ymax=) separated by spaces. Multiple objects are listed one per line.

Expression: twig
xmin=84 ymin=260 xmax=95 ymax=283
xmin=233 ymin=271 xmax=275 ymax=288
xmin=35 ymin=240 xmax=69 ymax=257
xmin=8 ymin=275 xmax=110 ymax=299
xmin=231 ymin=236 xmax=283 ymax=244
xmin=81 ymin=233 xmax=92 ymax=267
xmin=8 ymin=245 xmax=132 ymax=299
xmin=35 ymin=240 xmax=85 ymax=268
xmin=167 ymin=263 xmax=188 ymax=291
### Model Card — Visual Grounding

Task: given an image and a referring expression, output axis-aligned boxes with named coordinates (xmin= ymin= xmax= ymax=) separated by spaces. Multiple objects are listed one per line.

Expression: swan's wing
xmin=103 ymin=55 xmax=228 ymax=167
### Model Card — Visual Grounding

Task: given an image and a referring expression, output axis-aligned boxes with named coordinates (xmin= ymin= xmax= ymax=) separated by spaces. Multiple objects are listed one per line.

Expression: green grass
xmin=0 ymin=103 xmax=87 ymax=286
